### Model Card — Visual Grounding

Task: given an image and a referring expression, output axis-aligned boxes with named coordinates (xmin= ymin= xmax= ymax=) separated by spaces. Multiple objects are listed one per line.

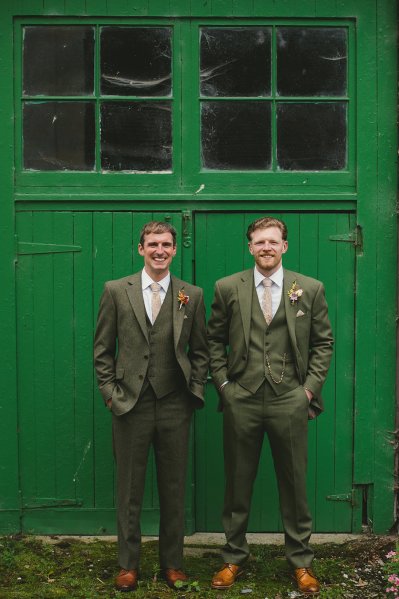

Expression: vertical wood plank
xmin=43 ymin=0 xmax=65 ymax=15
xmin=211 ymin=0 xmax=233 ymax=16
xmin=73 ymin=212 xmax=95 ymax=508
xmin=331 ymin=212 xmax=355 ymax=531
xmin=16 ymin=213 xmax=36 ymax=506
xmin=33 ymin=212 xmax=56 ymax=501
xmin=93 ymin=212 xmax=115 ymax=509
xmin=148 ymin=0 xmax=171 ymax=16
xmin=64 ymin=0 xmax=87 ymax=15
xmin=191 ymin=0 xmax=211 ymax=17
xmin=21 ymin=0 xmax=44 ymax=14
xmin=233 ymin=0 xmax=254 ymax=17
xmin=85 ymin=0 xmax=107 ymax=14
xmin=53 ymin=212 xmax=76 ymax=501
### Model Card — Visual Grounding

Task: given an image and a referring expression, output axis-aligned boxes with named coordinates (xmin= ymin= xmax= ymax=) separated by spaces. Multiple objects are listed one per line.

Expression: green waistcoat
xmin=145 ymin=286 xmax=185 ymax=398
xmin=236 ymin=287 xmax=300 ymax=396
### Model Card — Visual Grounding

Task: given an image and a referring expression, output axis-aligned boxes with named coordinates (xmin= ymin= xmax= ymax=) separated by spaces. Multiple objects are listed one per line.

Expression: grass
xmin=0 ymin=535 xmax=395 ymax=598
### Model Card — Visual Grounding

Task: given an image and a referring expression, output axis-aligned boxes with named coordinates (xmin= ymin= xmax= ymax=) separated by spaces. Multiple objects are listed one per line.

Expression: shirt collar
xmin=142 ymin=269 xmax=170 ymax=292
xmin=254 ymin=265 xmax=284 ymax=288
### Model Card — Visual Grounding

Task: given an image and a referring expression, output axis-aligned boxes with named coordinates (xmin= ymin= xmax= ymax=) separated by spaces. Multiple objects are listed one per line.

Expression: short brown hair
xmin=139 ymin=221 xmax=177 ymax=246
xmin=246 ymin=217 xmax=288 ymax=241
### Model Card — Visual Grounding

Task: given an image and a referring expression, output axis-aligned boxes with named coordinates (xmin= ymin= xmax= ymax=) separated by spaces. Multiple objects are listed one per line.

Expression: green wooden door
xmin=15 ymin=210 xmax=186 ymax=534
xmin=194 ymin=211 xmax=357 ymax=532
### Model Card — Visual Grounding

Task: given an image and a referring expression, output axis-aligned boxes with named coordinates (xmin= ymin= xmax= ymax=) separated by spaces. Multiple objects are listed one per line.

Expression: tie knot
xmin=150 ymin=282 xmax=161 ymax=293
xmin=262 ymin=278 xmax=272 ymax=288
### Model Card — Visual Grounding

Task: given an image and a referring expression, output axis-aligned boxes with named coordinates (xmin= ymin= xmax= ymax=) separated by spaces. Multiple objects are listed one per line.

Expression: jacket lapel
xmin=237 ymin=269 xmax=254 ymax=350
xmin=125 ymin=272 xmax=149 ymax=343
xmin=171 ymin=276 xmax=186 ymax=349
xmin=283 ymin=269 xmax=306 ymax=375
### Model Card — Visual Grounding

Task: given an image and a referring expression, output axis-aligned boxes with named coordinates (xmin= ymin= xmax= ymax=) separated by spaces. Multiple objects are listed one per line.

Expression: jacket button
xmin=139 ymin=374 xmax=143 ymax=380
xmin=144 ymin=355 xmax=149 ymax=360
xmin=242 ymin=356 xmax=246 ymax=360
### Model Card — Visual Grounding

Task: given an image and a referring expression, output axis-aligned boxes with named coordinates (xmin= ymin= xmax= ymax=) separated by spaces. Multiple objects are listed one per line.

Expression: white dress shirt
xmin=254 ymin=265 xmax=284 ymax=318
xmin=141 ymin=269 xmax=170 ymax=322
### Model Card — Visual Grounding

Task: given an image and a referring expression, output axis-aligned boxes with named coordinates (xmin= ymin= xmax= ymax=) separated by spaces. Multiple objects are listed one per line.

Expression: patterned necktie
xmin=262 ymin=278 xmax=273 ymax=325
xmin=150 ymin=282 xmax=162 ymax=323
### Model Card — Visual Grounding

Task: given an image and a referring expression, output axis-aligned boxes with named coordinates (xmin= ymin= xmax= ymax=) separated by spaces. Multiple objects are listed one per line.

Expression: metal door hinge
xmin=329 ymin=224 xmax=363 ymax=253
xmin=16 ymin=239 xmax=82 ymax=255
xmin=23 ymin=498 xmax=83 ymax=509
xmin=326 ymin=490 xmax=357 ymax=507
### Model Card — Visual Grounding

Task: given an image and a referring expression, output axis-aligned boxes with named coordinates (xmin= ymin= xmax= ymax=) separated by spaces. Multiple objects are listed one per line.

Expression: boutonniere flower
xmin=287 ymin=280 xmax=303 ymax=305
xmin=177 ymin=288 xmax=189 ymax=310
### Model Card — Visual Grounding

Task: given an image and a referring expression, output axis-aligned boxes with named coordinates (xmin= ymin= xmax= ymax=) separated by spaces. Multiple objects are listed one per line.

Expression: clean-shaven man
xmin=94 ymin=221 xmax=208 ymax=592
xmin=207 ymin=217 xmax=333 ymax=594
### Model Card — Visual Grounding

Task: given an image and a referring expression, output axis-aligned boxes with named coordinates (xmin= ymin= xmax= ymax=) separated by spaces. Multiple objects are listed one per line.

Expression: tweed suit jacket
xmin=207 ymin=268 xmax=334 ymax=416
xmin=94 ymin=272 xmax=209 ymax=416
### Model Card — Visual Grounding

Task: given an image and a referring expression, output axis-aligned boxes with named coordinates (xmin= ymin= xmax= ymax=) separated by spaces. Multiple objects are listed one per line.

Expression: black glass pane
xmin=277 ymin=103 xmax=346 ymax=170
xmin=23 ymin=26 xmax=94 ymax=96
xmin=201 ymin=101 xmax=271 ymax=170
xmin=101 ymin=27 xmax=172 ymax=96
xmin=277 ymin=27 xmax=347 ymax=96
xmin=101 ymin=102 xmax=172 ymax=171
xmin=23 ymin=102 xmax=95 ymax=170
xmin=200 ymin=27 xmax=271 ymax=97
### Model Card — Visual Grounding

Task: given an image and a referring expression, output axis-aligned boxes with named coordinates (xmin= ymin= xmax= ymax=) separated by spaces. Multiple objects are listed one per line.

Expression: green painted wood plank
xmin=315 ymin=0 xmax=337 ymax=17
xmin=148 ymin=0 xmax=171 ymax=16
xmin=43 ymin=0 xmax=65 ymax=14
xmin=313 ymin=214 xmax=339 ymax=531
xmin=232 ymin=0 xmax=253 ymax=16
xmin=112 ymin=212 xmax=134 ymax=279
xmin=93 ymin=212 xmax=115 ymax=509
xmin=297 ymin=213 xmax=319 ymax=520
xmin=52 ymin=212 xmax=76 ymax=501
xmin=85 ymin=0 xmax=107 ymax=14
xmin=32 ymin=212 xmax=57 ymax=501
xmin=169 ymin=0 xmax=191 ymax=16
xmin=73 ymin=212 xmax=95 ymax=508
xmin=64 ymin=0 xmax=87 ymax=15
xmin=15 ymin=213 xmax=36 ymax=509
xmin=20 ymin=0 xmax=45 ymax=14
xmin=211 ymin=0 xmax=233 ymax=16
xmin=373 ymin=0 xmax=397 ymax=533
xmin=0 ymin=9 xmax=19 ymax=520
xmin=191 ymin=0 xmax=211 ymax=17
xmin=331 ymin=212 xmax=355 ymax=531
xmin=352 ymin=4 xmax=378 ymax=489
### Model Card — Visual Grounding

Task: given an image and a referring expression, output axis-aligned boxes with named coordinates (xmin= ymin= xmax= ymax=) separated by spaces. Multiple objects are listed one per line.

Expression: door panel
xmin=194 ymin=211 xmax=356 ymax=532
xmin=16 ymin=210 xmax=183 ymax=533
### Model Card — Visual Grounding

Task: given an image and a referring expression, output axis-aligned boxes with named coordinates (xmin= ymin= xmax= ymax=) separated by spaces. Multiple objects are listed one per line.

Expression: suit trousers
xmin=221 ymin=380 xmax=314 ymax=569
xmin=112 ymin=384 xmax=195 ymax=570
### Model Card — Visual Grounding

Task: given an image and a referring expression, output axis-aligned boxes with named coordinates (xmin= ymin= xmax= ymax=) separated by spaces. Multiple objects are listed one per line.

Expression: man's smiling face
xmin=248 ymin=225 xmax=288 ymax=276
xmin=138 ymin=232 xmax=176 ymax=281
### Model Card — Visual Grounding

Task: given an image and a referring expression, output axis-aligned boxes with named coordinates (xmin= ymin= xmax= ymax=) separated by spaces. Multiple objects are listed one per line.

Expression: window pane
xmin=23 ymin=26 xmax=94 ymax=96
xmin=101 ymin=27 xmax=172 ymax=97
xmin=277 ymin=103 xmax=346 ymax=170
xmin=101 ymin=102 xmax=172 ymax=171
xmin=200 ymin=27 xmax=271 ymax=97
xmin=277 ymin=27 xmax=347 ymax=96
xmin=23 ymin=102 xmax=95 ymax=170
xmin=201 ymin=101 xmax=271 ymax=170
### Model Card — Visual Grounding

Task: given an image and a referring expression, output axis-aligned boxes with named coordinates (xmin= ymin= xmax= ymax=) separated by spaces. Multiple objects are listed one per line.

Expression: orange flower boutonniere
xmin=177 ymin=288 xmax=189 ymax=310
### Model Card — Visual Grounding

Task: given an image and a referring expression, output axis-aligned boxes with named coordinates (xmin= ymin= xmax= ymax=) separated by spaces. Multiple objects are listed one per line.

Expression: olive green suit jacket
xmin=207 ymin=268 xmax=334 ymax=417
xmin=94 ymin=272 xmax=209 ymax=416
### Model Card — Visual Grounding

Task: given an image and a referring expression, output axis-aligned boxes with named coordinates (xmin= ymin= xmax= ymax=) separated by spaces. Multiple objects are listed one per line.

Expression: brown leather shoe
xmin=293 ymin=568 xmax=320 ymax=594
xmin=115 ymin=569 xmax=138 ymax=592
xmin=162 ymin=568 xmax=189 ymax=589
xmin=211 ymin=563 xmax=243 ymax=589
